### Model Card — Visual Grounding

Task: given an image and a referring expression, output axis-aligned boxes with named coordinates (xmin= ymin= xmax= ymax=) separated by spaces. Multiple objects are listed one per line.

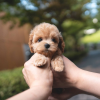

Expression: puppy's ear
xmin=28 ymin=33 xmax=34 ymax=53
xmin=58 ymin=35 xmax=65 ymax=53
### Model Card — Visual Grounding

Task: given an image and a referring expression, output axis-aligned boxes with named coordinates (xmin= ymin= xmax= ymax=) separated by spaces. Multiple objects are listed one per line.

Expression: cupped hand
xmin=22 ymin=53 xmax=53 ymax=89
xmin=48 ymin=55 xmax=82 ymax=100
xmin=52 ymin=55 xmax=80 ymax=88
xmin=48 ymin=87 xmax=83 ymax=100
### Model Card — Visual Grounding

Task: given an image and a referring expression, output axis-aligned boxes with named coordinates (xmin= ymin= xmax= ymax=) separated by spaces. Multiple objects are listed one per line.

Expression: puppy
xmin=29 ymin=22 xmax=65 ymax=72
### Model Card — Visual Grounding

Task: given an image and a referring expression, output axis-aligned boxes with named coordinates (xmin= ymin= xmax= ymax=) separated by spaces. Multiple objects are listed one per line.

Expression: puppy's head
xmin=29 ymin=23 xmax=65 ymax=57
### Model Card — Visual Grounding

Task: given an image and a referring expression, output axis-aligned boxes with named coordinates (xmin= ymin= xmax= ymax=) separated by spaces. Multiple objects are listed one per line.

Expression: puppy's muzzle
xmin=45 ymin=43 xmax=50 ymax=49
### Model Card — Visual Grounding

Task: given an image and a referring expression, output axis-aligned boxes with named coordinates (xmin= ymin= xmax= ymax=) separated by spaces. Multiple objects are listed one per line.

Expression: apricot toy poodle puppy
xmin=29 ymin=22 xmax=65 ymax=72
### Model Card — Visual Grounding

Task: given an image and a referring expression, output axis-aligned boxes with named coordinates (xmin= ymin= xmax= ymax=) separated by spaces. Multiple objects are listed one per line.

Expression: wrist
xmin=71 ymin=68 xmax=83 ymax=88
xmin=29 ymin=86 xmax=52 ymax=100
xmin=74 ymin=68 xmax=85 ymax=89
xmin=30 ymin=81 xmax=52 ymax=92
xmin=30 ymin=85 xmax=52 ymax=95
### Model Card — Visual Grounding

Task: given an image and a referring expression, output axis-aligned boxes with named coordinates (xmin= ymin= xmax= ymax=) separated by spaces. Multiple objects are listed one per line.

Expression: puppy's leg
xmin=51 ymin=56 xmax=64 ymax=72
xmin=33 ymin=53 xmax=47 ymax=67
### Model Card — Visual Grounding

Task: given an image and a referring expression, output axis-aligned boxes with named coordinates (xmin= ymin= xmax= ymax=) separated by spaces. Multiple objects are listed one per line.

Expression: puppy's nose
xmin=45 ymin=43 xmax=50 ymax=49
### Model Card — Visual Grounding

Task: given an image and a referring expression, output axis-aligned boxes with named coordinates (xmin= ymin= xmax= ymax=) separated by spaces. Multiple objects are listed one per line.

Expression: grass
xmin=81 ymin=30 xmax=100 ymax=43
xmin=0 ymin=67 xmax=28 ymax=100
xmin=0 ymin=67 xmax=23 ymax=78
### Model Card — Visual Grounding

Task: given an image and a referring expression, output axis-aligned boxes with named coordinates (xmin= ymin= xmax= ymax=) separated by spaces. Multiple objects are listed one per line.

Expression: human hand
xmin=22 ymin=53 xmax=53 ymax=95
xmin=52 ymin=55 xmax=80 ymax=88
xmin=51 ymin=55 xmax=100 ymax=99
xmin=48 ymin=88 xmax=83 ymax=100
xmin=46 ymin=55 xmax=82 ymax=100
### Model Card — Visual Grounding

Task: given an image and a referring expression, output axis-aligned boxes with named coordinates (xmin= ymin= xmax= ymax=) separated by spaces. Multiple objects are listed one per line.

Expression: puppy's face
xmin=29 ymin=23 xmax=65 ymax=57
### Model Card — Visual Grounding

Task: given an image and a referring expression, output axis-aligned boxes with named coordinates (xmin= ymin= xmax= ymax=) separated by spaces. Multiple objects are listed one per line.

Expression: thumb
xmin=29 ymin=53 xmax=51 ymax=70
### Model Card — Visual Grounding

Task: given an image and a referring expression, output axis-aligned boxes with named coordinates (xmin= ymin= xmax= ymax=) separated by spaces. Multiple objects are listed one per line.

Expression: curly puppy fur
xmin=29 ymin=22 xmax=65 ymax=72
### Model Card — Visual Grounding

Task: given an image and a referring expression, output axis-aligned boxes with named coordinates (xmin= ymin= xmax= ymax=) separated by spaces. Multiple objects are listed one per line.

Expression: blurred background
xmin=0 ymin=0 xmax=100 ymax=100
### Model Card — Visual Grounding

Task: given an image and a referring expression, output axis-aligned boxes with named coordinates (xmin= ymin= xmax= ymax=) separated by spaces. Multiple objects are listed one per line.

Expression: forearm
xmin=7 ymin=87 xmax=52 ymax=100
xmin=76 ymin=69 xmax=100 ymax=98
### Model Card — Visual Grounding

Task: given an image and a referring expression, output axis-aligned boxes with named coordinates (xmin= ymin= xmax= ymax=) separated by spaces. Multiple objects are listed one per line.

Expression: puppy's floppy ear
xmin=58 ymin=33 xmax=65 ymax=53
xmin=28 ymin=33 xmax=34 ymax=53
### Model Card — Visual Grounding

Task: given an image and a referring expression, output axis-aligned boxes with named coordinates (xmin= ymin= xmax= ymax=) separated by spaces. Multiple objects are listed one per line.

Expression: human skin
xmin=48 ymin=88 xmax=84 ymax=100
xmin=7 ymin=54 xmax=100 ymax=100
xmin=7 ymin=53 xmax=53 ymax=100
xmin=48 ymin=56 xmax=100 ymax=99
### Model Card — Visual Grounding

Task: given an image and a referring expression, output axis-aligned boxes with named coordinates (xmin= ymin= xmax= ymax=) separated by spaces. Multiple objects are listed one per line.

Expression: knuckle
xmin=22 ymin=68 xmax=25 ymax=74
xmin=24 ymin=61 xmax=30 ymax=68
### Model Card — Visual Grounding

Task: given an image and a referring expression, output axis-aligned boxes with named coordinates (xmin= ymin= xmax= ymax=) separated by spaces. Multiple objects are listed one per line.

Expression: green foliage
xmin=64 ymin=50 xmax=87 ymax=61
xmin=62 ymin=20 xmax=85 ymax=51
xmin=0 ymin=0 xmax=90 ymax=59
xmin=0 ymin=0 xmax=20 ymax=6
xmin=62 ymin=20 xmax=84 ymax=35
xmin=0 ymin=52 xmax=88 ymax=100
xmin=0 ymin=0 xmax=90 ymax=29
xmin=0 ymin=67 xmax=28 ymax=100
xmin=61 ymin=20 xmax=88 ymax=61
xmin=94 ymin=0 xmax=100 ymax=29
xmin=81 ymin=30 xmax=100 ymax=43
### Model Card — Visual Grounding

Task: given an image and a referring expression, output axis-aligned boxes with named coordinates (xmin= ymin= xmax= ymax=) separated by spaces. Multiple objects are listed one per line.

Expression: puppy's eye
xmin=52 ymin=38 xmax=56 ymax=42
xmin=38 ymin=38 xmax=42 ymax=42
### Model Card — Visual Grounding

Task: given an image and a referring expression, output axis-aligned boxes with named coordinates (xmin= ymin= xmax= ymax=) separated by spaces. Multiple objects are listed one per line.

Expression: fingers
xmin=24 ymin=60 xmax=32 ymax=69
xmin=28 ymin=53 xmax=50 ymax=64
xmin=62 ymin=55 xmax=77 ymax=67
xmin=62 ymin=55 xmax=70 ymax=66
xmin=24 ymin=54 xmax=51 ymax=70
xmin=22 ymin=68 xmax=30 ymax=87
xmin=48 ymin=96 xmax=58 ymax=100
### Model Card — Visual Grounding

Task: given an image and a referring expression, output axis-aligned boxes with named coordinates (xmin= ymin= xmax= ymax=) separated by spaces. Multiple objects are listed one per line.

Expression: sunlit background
xmin=0 ymin=0 xmax=100 ymax=100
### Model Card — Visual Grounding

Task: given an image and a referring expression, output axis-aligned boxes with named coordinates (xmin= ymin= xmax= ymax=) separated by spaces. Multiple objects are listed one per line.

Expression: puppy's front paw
xmin=33 ymin=56 xmax=47 ymax=67
xmin=54 ymin=65 xmax=64 ymax=72
xmin=51 ymin=56 xmax=64 ymax=72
